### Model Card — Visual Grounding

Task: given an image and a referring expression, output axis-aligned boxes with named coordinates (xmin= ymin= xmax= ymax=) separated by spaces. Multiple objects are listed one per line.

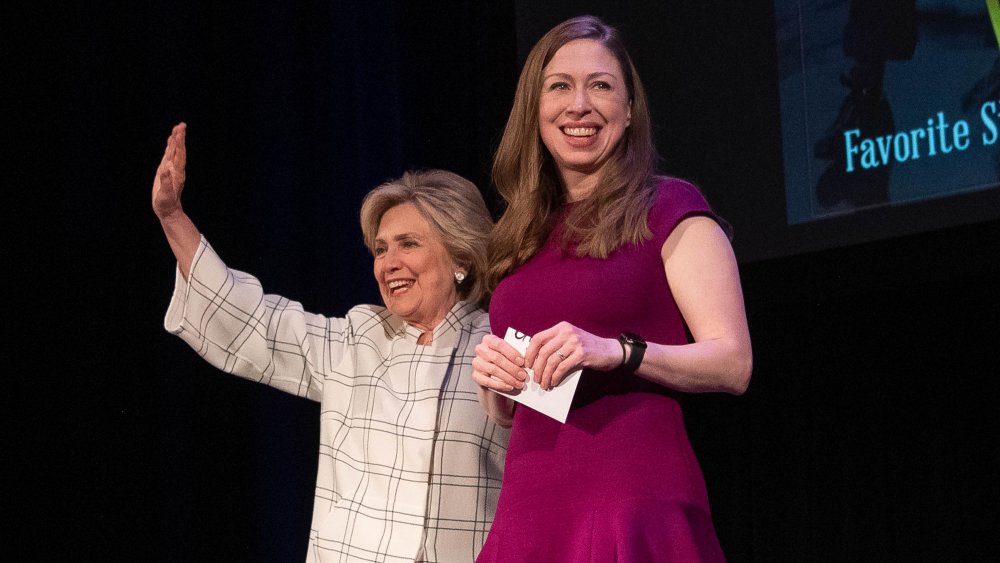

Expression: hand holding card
xmin=490 ymin=327 xmax=581 ymax=423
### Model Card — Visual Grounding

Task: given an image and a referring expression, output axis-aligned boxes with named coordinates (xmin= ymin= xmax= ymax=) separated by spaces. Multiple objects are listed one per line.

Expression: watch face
xmin=620 ymin=332 xmax=646 ymax=348
xmin=618 ymin=331 xmax=646 ymax=373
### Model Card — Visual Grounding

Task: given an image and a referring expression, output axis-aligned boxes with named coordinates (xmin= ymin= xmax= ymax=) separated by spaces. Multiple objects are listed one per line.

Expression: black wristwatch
xmin=617 ymin=332 xmax=646 ymax=373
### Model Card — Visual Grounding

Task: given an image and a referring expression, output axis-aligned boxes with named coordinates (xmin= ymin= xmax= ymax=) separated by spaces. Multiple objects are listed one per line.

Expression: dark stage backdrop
xmin=21 ymin=1 xmax=998 ymax=561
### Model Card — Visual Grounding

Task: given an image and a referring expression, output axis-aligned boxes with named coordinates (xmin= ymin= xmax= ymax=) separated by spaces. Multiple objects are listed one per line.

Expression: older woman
xmin=153 ymin=123 xmax=509 ymax=562
xmin=472 ymin=16 xmax=752 ymax=562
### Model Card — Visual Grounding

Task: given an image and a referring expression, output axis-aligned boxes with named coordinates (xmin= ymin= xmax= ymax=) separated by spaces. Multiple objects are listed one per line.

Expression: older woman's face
xmin=538 ymin=39 xmax=631 ymax=192
xmin=373 ymin=203 xmax=459 ymax=333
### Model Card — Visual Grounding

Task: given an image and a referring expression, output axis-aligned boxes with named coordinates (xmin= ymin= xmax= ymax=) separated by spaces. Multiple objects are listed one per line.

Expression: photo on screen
xmin=774 ymin=0 xmax=999 ymax=225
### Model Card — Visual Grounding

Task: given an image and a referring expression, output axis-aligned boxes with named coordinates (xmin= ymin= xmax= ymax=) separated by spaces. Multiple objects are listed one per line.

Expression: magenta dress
xmin=476 ymin=179 xmax=726 ymax=562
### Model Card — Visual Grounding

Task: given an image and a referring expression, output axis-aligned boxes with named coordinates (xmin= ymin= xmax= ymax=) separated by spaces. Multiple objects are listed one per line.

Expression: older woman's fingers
xmin=172 ymin=123 xmax=187 ymax=188
xmin=154 ymin=123 xmax=191 ymax=218
xmin=153 ymin=166 xmax=177 ymax=217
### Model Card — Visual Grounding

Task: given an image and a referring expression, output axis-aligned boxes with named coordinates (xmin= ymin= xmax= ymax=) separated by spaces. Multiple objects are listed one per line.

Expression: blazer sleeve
xmin=164 ymin=236 xmax=349 ymax=402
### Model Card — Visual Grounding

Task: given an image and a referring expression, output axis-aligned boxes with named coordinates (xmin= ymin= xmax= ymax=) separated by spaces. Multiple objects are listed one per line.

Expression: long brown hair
xmin=486 ymin=15 xmax=659 ymax=292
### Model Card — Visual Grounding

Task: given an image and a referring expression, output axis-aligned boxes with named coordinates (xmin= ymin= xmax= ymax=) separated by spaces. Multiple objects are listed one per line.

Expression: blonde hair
xmin=486 ymin=15 xmax=659 ymax=292
xmin=360 ymin=169 xmax=493 ymax=307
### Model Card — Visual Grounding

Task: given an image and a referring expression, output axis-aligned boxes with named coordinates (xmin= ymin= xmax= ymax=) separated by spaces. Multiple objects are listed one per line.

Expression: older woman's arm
xmin=163 ymin=236 xmax=338 ymax=402
xmin=154 ymin=123 xmax=342 ymax=402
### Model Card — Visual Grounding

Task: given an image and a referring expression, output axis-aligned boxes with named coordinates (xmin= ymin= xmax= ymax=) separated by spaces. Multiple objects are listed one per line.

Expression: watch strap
xmin=617 ymin=332 xmax=646 ymax=373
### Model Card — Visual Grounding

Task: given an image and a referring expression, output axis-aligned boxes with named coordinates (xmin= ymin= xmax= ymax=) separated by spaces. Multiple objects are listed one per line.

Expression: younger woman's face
xmin=538 ymin=39 xmax=631 ymax=195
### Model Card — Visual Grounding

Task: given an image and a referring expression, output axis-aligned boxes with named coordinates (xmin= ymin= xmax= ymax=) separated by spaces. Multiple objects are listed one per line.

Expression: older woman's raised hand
xmin=472 ymin=334 xmax=527 ymax=392
xmin=152 ymin=122 xmax=188 ymax=220
xmin=152 ymin=122 xmax=201 ymax=280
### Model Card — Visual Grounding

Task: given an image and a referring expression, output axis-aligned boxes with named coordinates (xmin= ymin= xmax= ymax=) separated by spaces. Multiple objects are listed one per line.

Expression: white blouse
xmin=165 ymin=237 xmax=509 ymax=562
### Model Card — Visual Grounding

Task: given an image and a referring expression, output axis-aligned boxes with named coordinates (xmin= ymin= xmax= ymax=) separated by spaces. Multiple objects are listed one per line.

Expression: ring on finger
xmin=556 ymin=350 xmax=567 ymax=361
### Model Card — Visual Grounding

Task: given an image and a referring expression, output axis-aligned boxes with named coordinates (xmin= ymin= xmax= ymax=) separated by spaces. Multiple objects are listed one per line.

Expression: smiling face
xmin=538 ymin=39 xmax=632 ymax=198
xmin=373 ymin=203 xmax=460 ymax=333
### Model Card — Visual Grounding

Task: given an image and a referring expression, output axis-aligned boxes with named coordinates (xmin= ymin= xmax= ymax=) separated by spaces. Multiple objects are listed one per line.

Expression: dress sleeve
xmin=648 ymin=178 xmax=732 ymax=248
xmin=164 ymin=236 xmax=348 ymax=402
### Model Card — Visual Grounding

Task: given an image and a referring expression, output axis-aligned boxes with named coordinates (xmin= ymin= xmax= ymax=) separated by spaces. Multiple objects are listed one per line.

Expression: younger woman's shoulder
xmin=649 ymin=176 xmax=713 ymax=224
xmin=648 ymin=177 xmax=731 ymax=243
xmin=652 ymin=176 xmax=712 ymax=211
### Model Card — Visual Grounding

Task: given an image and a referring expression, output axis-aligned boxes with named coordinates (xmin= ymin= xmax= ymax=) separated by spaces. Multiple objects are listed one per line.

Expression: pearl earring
xmin=454 ymin=271 xmax=466 ymax=284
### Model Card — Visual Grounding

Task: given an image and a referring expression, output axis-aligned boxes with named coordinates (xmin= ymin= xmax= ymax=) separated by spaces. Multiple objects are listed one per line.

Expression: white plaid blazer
xmin=165 ymin=238 xmax=509 ymax=562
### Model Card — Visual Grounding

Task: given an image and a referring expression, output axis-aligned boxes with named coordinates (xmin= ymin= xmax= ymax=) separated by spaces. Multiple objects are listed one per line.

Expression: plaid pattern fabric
xmin=165 ymin=238 xmax=509 ymax=562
